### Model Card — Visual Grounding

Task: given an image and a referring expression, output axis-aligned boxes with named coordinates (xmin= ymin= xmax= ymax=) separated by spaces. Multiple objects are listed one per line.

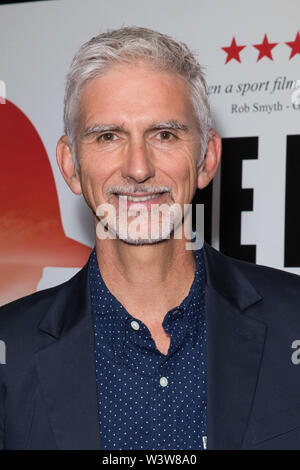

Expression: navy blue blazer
xmin=1 ymin=242 xmax=300 ymax=450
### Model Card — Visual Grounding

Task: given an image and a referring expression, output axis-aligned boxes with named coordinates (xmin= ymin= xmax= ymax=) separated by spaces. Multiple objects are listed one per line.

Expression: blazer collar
xmin=37 ymin=243 xmax=263 ymax=337
xmin=203 ymin=241 xmax=263 ymax=311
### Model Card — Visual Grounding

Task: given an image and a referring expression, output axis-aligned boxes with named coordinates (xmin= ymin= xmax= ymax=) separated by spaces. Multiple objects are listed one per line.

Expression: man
xmin=1 ymin=26 xmax=300 ymax=451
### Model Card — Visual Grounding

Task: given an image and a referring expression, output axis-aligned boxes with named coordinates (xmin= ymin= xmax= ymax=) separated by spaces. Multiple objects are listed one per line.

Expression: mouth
xmin=113 ymin=192 xmax=169 ymax=207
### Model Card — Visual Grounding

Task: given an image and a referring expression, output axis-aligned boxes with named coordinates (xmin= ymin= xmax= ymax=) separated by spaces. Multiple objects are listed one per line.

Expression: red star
xmin=222 ymin=37 xmax=246 ymax=64
xmin=286 ymin=32 xmax=300 ymax=59
xmin=253 ymin=34 xmax=278 ymax=62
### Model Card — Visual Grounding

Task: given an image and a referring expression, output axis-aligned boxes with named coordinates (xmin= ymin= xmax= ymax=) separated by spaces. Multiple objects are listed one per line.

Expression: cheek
xmin=163 ymin=154 xmax=197 ymax=193
xmin=78 ymin=165 xmax=106 ymax=206
xmin=79 ymin=153 xmax=114 ymax=189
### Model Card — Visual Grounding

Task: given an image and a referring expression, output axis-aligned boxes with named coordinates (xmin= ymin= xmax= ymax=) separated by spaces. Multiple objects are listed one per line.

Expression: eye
xmin=156 ymin=131 xmax=177 ymax=141
xmin=97 ymin=132 xmax=118 ymax=142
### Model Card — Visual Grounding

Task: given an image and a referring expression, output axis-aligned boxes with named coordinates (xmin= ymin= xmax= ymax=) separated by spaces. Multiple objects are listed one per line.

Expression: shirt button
xmin=131 ymin=320 xmax=140 ymax=331
xmin=160 ymin=377 xmax=168 ymax=387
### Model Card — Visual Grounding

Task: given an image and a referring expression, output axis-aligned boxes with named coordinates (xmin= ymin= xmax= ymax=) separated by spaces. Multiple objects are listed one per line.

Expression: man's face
xmin=74 ymin=62 xmax=203 ymax=244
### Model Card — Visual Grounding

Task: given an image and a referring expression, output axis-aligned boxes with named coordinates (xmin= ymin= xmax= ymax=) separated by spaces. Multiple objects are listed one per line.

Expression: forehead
xmin=78 ymin=63 xmax=195 ymax=126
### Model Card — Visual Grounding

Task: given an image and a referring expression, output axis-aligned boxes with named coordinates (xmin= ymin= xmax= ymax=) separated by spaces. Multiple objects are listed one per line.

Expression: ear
xmin=56 ymin=135 xmax=82 ymax=195
xmin=197 ymin=129 xmax=222 ymax=189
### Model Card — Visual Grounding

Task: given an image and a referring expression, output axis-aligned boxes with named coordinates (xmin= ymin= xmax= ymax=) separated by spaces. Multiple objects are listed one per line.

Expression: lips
xmin=117 ymin=192 xmax=165 ymax=202
xmin=114 ymin=192 xmax=168 ymax=208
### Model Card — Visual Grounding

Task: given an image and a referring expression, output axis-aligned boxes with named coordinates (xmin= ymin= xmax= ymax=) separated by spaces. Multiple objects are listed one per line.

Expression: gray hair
xmin=63 ymin=26 xmax=212 ymax=169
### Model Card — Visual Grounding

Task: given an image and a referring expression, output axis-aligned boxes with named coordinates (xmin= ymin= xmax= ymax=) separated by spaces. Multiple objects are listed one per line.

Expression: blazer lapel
xmin=203 ymin=243 xmax=267 ymax=449
xmin=34 ymin=262 xmax=102 ymax=450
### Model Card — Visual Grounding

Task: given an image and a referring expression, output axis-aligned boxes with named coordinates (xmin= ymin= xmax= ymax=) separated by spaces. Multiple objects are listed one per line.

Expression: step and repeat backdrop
xmin=0 ymin=0 xmax=299 ymax=305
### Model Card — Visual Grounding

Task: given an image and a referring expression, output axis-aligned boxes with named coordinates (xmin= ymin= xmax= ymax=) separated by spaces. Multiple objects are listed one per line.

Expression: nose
xmin=121 ymin=137 xmax=155 ymax=183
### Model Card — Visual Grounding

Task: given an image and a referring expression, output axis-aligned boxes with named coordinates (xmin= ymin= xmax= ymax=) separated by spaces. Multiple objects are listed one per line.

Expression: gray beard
xmin=113 ymin=219 xmax=175 ymax=245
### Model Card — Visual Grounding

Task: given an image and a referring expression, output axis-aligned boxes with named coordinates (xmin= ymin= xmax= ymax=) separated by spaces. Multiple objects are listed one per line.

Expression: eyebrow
xmin=82 ymin=120 xmax=190 ymax=137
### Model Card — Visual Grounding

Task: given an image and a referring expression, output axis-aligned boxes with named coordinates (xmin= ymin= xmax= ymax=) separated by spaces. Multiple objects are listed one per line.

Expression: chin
xmin=116 ymin=222 xmax=175 ymax=245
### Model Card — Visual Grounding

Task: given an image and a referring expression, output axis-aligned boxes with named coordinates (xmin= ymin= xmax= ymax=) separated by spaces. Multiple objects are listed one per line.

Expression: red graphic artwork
xmin=221 ymin=36 xmax=246 ymax=64
xmin=253 ymin=34 xmax=278 ymax=62
xmin=222 ymin=32 xmax=299 ymax=63
xmin=286 ymin=31 xmax=300 ymax=59
xmin=0 ymin=100 xmax=92 ymax=306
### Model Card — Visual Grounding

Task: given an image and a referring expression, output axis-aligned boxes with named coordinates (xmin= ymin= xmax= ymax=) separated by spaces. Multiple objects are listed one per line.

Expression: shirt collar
xmin=89 ymin=244 xmax=206 ymax=315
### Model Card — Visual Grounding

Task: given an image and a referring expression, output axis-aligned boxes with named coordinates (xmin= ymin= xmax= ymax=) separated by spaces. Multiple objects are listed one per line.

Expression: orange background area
xmin=0 ymin=100 xmax=92 ymax=305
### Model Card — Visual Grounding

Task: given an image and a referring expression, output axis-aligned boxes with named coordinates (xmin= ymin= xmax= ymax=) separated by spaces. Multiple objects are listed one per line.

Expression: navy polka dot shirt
xmin=89 ymin=245 xmax=207 ymax=450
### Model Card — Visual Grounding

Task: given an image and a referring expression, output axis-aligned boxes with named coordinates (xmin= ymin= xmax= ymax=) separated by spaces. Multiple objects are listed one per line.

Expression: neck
xmin=93 ymin=225 xmax=196 ymax=324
